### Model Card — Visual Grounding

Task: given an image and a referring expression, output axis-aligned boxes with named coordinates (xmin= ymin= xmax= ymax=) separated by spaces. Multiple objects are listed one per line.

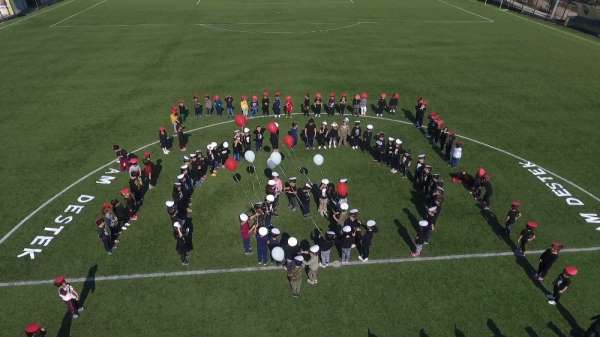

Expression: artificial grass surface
xmin=0 ymin=0 xmax=599 ymax=335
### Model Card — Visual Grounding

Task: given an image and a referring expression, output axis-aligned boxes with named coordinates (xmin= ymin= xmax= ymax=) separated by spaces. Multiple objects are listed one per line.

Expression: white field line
xmin=51 ymin=20 xmax=491 ymax=29
xmin=196 ymin=21 xmax=372 ymax=34
xmin=49 ymin=0 xmax=107 ymax=28
xmin=0 ymin=0 xmax=77 ymax=31
xmin=366 ymin=116 xmax=600 ymax=204
xmin=3 ymin=114 xmax=600 ymax=245
xmin=1 ymin=246 xmax=599 ymax=288
xmin=0 ymin=118 xmax=235 ymax=245
xmin=501 ymin=9 xmax=600 ymax=47
xmin=436 ymin=0 xmax=494 ymax=23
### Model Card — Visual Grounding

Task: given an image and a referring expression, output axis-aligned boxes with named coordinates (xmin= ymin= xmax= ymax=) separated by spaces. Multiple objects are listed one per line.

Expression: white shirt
xmin=452 ymin=147 xmax=463 ymax=159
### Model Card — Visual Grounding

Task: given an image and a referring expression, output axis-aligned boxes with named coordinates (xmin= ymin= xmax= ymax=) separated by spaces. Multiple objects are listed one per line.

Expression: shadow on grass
xmin=487 ymin=318 xmax=507 ymax=337
xmin=454 ymin=324 xmax=466 ymax=337
xmin=394 ymin=218 xmax=415 ymax=252
xmin=55 ymin=312 xmax=72 ymax=337
xmin=477 ymin=202 xmax=584 ymax=336
xmin=402 ymin=208 xmax=420 ymax=232
xmin=525 ymin=326 xmax=541 ymax=337
xmin=79 ymin=264 xmax=97 ymax=307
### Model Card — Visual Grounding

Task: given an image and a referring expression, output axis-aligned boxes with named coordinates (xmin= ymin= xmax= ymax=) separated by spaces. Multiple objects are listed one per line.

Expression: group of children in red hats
xmin=94 ymin=147 xmax=159 ymax=255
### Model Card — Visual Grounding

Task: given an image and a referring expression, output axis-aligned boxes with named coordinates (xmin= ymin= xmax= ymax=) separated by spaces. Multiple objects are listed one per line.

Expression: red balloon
xmin=234 ymin=114 xmax=247 ymax=128
xmin=266 ymin=121 xmax=278 ymax=134
xmin=336 ymin=182 xmax=348 ymax=197
xmin=225 ymin=158 xmax=238 ymax=172
xmin=283 ymin=135 xmax=295 ymax=149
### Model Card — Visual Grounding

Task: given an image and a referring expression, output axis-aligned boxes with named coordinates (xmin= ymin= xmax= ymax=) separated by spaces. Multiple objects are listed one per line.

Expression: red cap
xmin=120 ymin=187 xmax=130 ymax=196
xmin=511 ymin=200 xmax=521 ymax=208
xmin=101 ymin=202 xmax=112 ymax=211
xmin=360 ymin=92 xmax=368 ymax=99
xmin=213 ymin=95 xmax=220 ymax=100
xmin=252 ymin=95 xmax=258 ymax=101
xmin=53 ymin=275 xmax=65 ymax=286
xmin=241 ymin=95 xmax=247 ymax=100
xmin=263 ymin=90 xmax=269 ymax=96
xmin=25 ymin=323 xmax=42 ymax=334
xmin=170 ymin=106 xmax=178 ymax=114
xmin=129 ymin=157 xmax=138 ymax=165
xmin=564 ymin=265 xmax=578 ymax=276
xmin=159 ymin=126 xmax=166 ymax=132
xmin=526 ymin=220 xmax=538 ymax=229
xmin=429 ymin=111 xmax=438 ymax=117
xmin=478 ymin=167 xmax=487 ymax=177
xmin=144 ymin=151 xmax=151 ymax=159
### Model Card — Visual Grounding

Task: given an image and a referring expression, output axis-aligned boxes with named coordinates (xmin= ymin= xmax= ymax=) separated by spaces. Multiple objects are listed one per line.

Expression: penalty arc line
xmin=49 ymin=0 xmax=107 ymax=28
xmin=364 ymin=115 xmax=600 ymax=204
xmin=0 ymin=0 xmax=77 ymax=31
xmin=1 ymin=246 xmax=599 ymax=288
xmin=2 ymin=114 xmax=600 ymax=245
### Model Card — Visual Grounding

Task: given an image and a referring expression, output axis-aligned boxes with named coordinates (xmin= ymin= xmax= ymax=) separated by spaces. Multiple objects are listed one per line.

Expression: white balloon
xmin=271 ymin=246 xmax=285 ymax=262
xmin=244 ymin=150 xmax=256 ymax=163
xmin=313 ymin=154 xmax=324 ymax=166
xmin=270 ymin=152 xmax=282 ymax=165
xmin=267 ymin=159 xmax=277 ymax=169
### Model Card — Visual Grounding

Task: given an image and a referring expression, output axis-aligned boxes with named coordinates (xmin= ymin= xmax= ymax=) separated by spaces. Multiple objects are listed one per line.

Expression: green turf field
xmin=1 ymin=0 xmax=600 ymax=336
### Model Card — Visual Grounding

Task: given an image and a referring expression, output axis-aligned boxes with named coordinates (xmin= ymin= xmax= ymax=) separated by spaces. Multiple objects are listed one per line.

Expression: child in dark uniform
xmin=176 ymin=122 xmax=186 ymax=152
xmin=350 ymin=121 xmax=361 ymax=150
xmin=312 ymin=93 xmax=322 ymax=117
xmin=326 ymin=93 xmax=336 ymax=116
xmin=504 ymin=201 xmax=522 ymax=235
xmin=547 ymin=266 xmax=577 ymax=305
xmin=388 ymin=93 xmax=399 ymax=114
xmin=159 ymin=127 xmax=169 ymax=155
xmin=298 ymin=183 xmax=312 ymax=217
xmin=338 ymin=92 xmax=347 ymax=116
xmin=415 ymin=96 xmax=426 ymax=128
xmin=262 ymin=91 xmax=270 ymax=115
xmin=272 ymin=93 xmax=281 ymax=118
xmin=225 ymin=95 xmax=234 ymax=117
xmin=214 ymin=95 xmax=223 ymax=116
xmin=302 ymin=93 xmax=310 ymax=117
xmin=193 ymin=95 xmax=202 ymax=118
xmin=352 ymin=94 xmax=360 ymax=116
xmin=517 ymin=221 xmax=538 ymax=256
xmin=358 ymin=220 xmax=377 ymax=262
xmin=362 ymin=124 xmax=373 ymax=152
xmin=254 ymin=126 xmax=265 ymax=151
xmin=376 ymin=93 xmax=387 ymax=117
xmin=535 ymin=241 xmax=563 ymax=281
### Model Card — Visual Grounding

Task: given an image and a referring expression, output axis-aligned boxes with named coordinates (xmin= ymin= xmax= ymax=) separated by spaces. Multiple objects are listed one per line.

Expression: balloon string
xmin=277 ymin=150 xmax=323 ymax=235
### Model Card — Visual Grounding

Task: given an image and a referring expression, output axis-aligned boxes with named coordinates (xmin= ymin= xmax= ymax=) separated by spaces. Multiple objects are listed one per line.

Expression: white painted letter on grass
xmin=77 ymin=195 xmax=95 ymax=203
xmin=17 ymin=248 xmax=42 ymax=259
